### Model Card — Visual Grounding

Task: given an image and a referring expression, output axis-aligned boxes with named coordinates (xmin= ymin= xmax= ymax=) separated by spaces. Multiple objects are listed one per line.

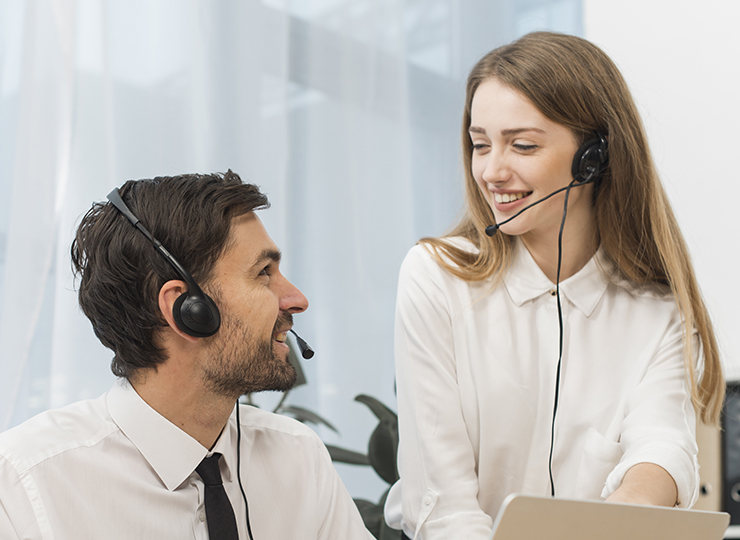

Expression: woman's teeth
xmin=494 ymin=192 xmax=528 ymax=204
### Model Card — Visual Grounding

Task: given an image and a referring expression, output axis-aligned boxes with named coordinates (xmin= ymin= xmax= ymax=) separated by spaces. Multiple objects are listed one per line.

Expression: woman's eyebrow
xmin=500 ymin=127 xmax=545 ymax=136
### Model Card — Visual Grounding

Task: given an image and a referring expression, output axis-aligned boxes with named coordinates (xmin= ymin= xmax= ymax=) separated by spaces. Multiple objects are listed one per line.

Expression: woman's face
xmin=469 ymin=78 xmax=593 ymax=242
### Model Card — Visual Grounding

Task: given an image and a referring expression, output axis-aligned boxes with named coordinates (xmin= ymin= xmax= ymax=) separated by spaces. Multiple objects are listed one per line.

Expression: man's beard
xmin=200 ymin=311 xmax=297 ymax=399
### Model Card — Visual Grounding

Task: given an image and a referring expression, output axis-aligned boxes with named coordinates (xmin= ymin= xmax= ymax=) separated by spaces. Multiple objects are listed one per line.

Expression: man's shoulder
xmin=0 ymin=393 xmax=116 ymax=473
xmin=234 ymin=405 xmax=338 ymax=477
xmin=236 ymin=404 xmax=324 ymax=447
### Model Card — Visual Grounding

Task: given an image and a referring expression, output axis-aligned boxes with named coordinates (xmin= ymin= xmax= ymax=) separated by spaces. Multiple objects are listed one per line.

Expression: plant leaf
xmin=367 ymin=419 xmax=399 ymax=484
xmin=354 ymin=498 xmax=383 ymax=538
xmin=277 ymin=405 xmax=338 ymax=433
xmin=355 ymin=394 xmax=397 ymax=423
xmin=325 ymin=444 xmax=370 ymax=465
xmin=353 ymin=498 xmax=376 ymax=514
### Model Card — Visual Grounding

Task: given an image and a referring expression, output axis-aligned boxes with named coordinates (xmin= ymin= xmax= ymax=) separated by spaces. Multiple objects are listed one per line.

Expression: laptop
xmin=489 ymin=494 xmax=729 ymax=540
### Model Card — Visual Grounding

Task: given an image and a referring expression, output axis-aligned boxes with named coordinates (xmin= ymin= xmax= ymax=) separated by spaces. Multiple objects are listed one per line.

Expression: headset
xmin=485 ymin=134 xmax=609 ymax=236
xmin=571 ymin=133 xmax=608 ymax=185
xmin=107 ymin=188 xmax=316 ymax=365
xmin=106 ymin=188 xmax=221 ymax=337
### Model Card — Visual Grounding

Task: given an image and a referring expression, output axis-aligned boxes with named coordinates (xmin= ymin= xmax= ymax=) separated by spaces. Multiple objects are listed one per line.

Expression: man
xmin=0 ymin=172 xmax=373 ymax=539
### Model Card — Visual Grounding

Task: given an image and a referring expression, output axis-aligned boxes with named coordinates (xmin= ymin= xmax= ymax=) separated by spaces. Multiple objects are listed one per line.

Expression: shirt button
xmin=423 ymin=496 xmax=432 ymax=506
xmin=199 ymin=509 xmax=206 ymax=522
xmin=550 ymin=289 xmax=557 ymax=296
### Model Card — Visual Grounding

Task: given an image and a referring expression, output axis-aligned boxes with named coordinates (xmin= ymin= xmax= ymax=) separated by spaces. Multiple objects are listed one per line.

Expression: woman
xmin=384 ymin=32 xmax=724 ymax=540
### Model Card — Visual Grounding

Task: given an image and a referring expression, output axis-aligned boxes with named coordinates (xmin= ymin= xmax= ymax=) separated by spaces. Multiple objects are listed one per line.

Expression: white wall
xmin=584 ymin=1 xmax=740 ymax=380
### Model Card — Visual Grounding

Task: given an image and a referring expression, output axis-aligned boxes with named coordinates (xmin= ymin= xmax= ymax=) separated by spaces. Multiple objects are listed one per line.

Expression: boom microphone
xmin=485 ymin=134 xmax=608 ymax=236
xmin=290 ymin=329 xmax=315 ymax=359
xmin=484 ymin=182 xmax=585 ymax=236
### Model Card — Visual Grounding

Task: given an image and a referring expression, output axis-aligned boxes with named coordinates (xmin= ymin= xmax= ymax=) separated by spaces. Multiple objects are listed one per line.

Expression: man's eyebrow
xmin=252 ymin=249 xmax=282 ymax=267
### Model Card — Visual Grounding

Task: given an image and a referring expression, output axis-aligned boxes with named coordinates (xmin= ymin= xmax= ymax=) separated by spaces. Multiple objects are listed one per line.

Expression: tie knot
xmin=196 ymin=453 xmax=224 ymax=486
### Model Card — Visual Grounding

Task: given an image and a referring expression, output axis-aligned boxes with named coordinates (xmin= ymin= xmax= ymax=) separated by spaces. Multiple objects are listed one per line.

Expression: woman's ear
xmin=158 ymin=280 xmax=200 ymax=343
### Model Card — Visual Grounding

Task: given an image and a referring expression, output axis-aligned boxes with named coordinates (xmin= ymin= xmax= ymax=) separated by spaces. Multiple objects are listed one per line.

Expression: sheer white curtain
xmin=0 ymin=0 xmax=582 ymax=500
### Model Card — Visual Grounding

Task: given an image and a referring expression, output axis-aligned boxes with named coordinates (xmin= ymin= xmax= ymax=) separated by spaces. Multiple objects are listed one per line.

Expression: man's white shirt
xmin=0 ymin=380 xmax=373 ymax=539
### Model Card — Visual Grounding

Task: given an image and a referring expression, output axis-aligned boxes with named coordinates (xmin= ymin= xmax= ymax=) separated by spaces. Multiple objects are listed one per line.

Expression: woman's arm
xmin=391 ymin=246 xmax=493 ymax=539
xmin=602 ymin=306 xmax=699 ymax=508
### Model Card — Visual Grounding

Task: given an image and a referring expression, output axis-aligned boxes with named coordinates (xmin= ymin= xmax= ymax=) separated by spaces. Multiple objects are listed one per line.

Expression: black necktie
xmin=196 ymin=453 xmax=239 ymax=540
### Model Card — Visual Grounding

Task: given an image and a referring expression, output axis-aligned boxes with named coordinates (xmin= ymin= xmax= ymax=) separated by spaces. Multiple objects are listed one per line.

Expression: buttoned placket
xmin=193 ymin=471 xmax=209 ymax=540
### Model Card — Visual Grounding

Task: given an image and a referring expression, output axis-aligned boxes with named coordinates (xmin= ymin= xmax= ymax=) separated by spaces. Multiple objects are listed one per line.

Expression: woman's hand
xmin=605 ymin=463 xmax=678 ymax=507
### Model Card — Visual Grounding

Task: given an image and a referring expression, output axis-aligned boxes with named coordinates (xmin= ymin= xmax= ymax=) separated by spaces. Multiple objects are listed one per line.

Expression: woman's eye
xmin=472 ymin=143 xmax=489 ymax=151
xmin=513 ymin=143 xmax=538 ymax=152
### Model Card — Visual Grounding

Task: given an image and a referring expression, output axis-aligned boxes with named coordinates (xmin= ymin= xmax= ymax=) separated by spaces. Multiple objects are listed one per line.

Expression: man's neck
xmin=130 ymin=367 xmax=236 ymax=450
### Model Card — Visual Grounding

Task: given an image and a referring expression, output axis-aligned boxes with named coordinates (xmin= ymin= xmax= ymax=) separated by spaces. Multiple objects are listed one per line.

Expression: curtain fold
xmin=0 ymin=0 xmax=76 ymax=428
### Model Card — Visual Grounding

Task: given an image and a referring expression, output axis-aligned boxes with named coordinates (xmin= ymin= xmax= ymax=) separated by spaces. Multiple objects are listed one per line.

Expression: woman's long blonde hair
xmin=422 ymin=31 xmax=724 ymax=424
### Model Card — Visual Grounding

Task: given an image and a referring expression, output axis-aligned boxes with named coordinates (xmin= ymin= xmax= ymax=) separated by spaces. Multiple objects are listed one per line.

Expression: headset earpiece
xmin=172 ymin=287 xmax=221 ymax=338
xmin=106 ymin=187 xmax=221 ymax=338
xmin=571 ymin=134 xmax=608 ymax=184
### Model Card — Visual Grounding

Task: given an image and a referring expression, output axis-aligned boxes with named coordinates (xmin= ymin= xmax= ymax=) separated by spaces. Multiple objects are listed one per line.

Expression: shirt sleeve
xmin=0 ymin=454 xmax=40 ymax=540
xmin=311 ymin=434 xmax=375 ymax=540
xmin=0 ymin=501 xmax=21 ymax=540
xmin=392 ymin=246 xmax=493 ymax=539
xmin=602 ymin=311 xmax=700 ymax=508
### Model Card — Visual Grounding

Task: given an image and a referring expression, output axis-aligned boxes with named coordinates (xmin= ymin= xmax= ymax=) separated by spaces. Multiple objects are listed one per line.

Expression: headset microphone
xmin=290 ymin=329 xmax=315 ymax=359
xmin=107 ymin=188 xmax=320 ymax=361
xmin=485 ymin=183 xmax=579 ymax=236
xmin=484 ymin=134 xmax=608 ymax=236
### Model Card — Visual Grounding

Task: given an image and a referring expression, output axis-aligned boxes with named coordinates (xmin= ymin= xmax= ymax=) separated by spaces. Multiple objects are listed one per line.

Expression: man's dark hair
xmin=71 ymin=171 xmax=269 ymax=379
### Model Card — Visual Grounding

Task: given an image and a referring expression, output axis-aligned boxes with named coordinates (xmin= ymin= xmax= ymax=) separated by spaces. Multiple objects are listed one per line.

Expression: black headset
xmin=106 ymin=188 xmax=221 ymax=338
xmin=571 ymin=133 xmax=609 ymax=185
xmin=485 ymin=133 xmax=609 ymax=237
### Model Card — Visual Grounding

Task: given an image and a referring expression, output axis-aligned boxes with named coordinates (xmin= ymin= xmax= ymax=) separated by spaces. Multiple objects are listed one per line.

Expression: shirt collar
xmin=211 ymin=409 xmax=236 ymax=484
xmin=107 ymin=380 xmax=237 ymax=491
xmin=503 ymin=240 xmax=612 ymax=317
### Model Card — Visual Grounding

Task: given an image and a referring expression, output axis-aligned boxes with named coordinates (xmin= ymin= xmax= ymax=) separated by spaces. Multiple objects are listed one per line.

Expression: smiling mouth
xmin=272 ymin=312 xmax=294 ymax=346
xmin=494 ymin=191 xmax=531 ymax=204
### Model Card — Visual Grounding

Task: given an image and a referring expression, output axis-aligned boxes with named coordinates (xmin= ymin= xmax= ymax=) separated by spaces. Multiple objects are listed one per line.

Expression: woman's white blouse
xmin=385 ymin=239 xmax=699 ymax=540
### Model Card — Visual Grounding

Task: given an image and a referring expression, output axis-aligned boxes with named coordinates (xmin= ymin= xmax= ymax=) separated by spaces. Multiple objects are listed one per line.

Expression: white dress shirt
xmin=0 ymin=380 xmax=373 ymax=540
xmin=384 ymin=239 xmax=699 ymax=540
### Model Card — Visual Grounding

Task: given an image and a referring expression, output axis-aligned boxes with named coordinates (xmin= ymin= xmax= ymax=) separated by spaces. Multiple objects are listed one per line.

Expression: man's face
xmin=198 ymin=212 xmax=308 ymax=398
